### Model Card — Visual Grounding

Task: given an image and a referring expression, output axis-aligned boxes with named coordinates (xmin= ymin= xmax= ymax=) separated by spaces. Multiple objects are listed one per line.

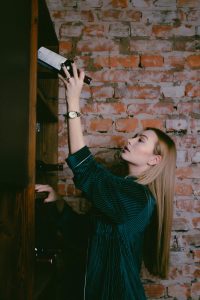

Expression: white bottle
xmin=38 ymin=47 xmax=92 ymax=85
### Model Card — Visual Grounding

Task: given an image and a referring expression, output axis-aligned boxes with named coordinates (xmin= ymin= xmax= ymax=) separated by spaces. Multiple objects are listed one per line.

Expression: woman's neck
xmin=128 ymin=164 xmax=149 ymax=177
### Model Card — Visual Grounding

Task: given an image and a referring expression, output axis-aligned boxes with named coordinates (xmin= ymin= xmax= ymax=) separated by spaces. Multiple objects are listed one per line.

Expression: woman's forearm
xmin=60 ymin=63 xmax=86 ymax=155
xmin=67 ymin=101 xmax=85 ymax=154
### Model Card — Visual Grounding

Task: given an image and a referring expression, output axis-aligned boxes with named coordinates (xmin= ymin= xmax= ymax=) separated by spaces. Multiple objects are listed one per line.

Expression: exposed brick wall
xmin=46 ymin=0 xmax=200 ymax=298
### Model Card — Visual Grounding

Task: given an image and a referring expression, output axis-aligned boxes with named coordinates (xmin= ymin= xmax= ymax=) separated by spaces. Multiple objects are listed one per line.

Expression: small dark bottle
xmin=38 ymin=46 xmax=92 ymax=85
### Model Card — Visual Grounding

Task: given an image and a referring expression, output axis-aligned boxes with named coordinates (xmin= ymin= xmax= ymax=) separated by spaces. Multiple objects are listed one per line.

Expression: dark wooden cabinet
xmin=0 ymin=1 xmax=59 ymax=299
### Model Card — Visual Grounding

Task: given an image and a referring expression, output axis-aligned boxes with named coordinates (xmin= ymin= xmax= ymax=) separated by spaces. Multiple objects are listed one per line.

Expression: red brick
xmin=52 ymin=10 xmax=62 ymax=19
xmin=186 ymin=55 xmax=200 ymax=68
xmin=52 ymin=10 xmax=94 ymax=22
xmin=191 ymin=281 xmax=200 ymax=298
xmin=187 ymin=9 xmax=200 ymax=21
xmin=152 ymin=24 xmax=174 ymax=38
xmin=144 ymin=284 xmax=165 ymax=298
xmin=74 ymin=55 xmax=91 ymax=69
xmin=130 ymin=39 xmax=172 ymax=52
xmin=148 ymin=102 xmax=174 ymax=115
xmin=183 ymin=234 xmax=200 ymax=246
xmin=190 ymin=118 xmax=200 ymax=133
xmin=100 ymin=9 xmax=123 ymax=21
xmin=82 ymin=103 xmax=97 ymax=114
xmin=169 ymin=264 xmax=200 ymax=280
xmin=127 ymin=103 xmax=149 ymax=115
xmin=177 ymin=101 xmax=200 ymax=114
xmin=82 ymin=0 xmax=102 ymax=8
xmin=166 ymin=118 xmax=188 ymax=132
xmin=58 ymin=149 xmax=66 ymax=163
xmin=173 ymin=70 xmax=200 ymax=81
xmin=93 ymin=55 xmax=139 ymax=68
xmin=60 ymin=23 xmax=83 ymax=38
xmin=141 ymin=119 xmax=163 ymax=129
xmin=91 ymin=70 xmax=131 ymax=83
xmin=176 ymin=199 xmax=196 ymax=212
xmin=192 ymin=217 xmax=200 ymax=229
xmin=115 ymin=85 xmax=160 ymax=99
xmin=87 ymin=118 xmax=113 ymax=132
xmin=168 ymin=284 xmax=191 ymax=299
xmin=85 ymin=134 xmax=126 ymax=148
xmin=176 ymin=167 xmax=200 ymax=179
xmin=97 ymin=102 xmax=126 ymax=114
xmin=125 ymin=10 xmax=142 ymax=21
xmin=59 ymin=40 xmax=73 ymax=53
xmin=175 ymin=183 xmax=193 ymax=196
xmin=165 ymin=55 xmax=185 ymax=68
xmin=173 ymin=135 xmax=197 ymax=148
xmin=194 ymin=200 xmax=200 ymax=213
xmin=177 ymin=0 xmax=200 ymax=7
xmin=111 ymin=0 xmax=128 ymax=8
xmin=127 ymin=102 xmax=174 ymax=115
xmin=58 ymin=134 xmax=67 ymax=148
xmin=115 ymin=118 xmax=138 ymax=132
xmin=185 ymin=83 xmax=200 ymax=97
xmin=172 ymin=218 xmax=189 ymax=231
xmin=192 ymin=249 xmax=200 ymax=263
xmin=108 ymin=23 xmax=130 ymax=37
xmin=130 ymin=70 xmax=174 ymax=83
xmin=82 ymin=85 xmax=92 ymax=99
xmin=83 ymin=24 xmax=105 ymax=36
xmin=91 ymin=86 xmax=114 ymax=99
xmin=140 ymin=55 xmax=164 ymax=67
xmin=77 ymin=38 xmax=119 ymax=52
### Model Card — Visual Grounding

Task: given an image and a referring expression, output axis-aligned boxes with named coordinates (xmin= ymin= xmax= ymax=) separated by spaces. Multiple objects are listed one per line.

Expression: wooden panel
xmin=0 ymin=0 xmax=37 ymax=299
xmin=38 ymin=0 xmax=58 ymax=48
xmin=0 ymin=0 xmax=33 ymax=187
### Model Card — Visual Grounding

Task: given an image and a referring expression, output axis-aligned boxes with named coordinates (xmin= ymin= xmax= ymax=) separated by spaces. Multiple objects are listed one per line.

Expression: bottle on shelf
xmin=38 ymin=46 xmax=92 ymax=85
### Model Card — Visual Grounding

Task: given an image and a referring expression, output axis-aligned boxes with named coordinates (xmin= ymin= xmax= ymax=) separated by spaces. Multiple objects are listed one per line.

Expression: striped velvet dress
xmin=66 ymin=146 xmax=156 ymax=300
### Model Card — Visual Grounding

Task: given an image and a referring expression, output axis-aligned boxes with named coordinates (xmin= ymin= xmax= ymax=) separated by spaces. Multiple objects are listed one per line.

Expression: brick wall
xmin=46 ymin=0 xmax=200 ymax=299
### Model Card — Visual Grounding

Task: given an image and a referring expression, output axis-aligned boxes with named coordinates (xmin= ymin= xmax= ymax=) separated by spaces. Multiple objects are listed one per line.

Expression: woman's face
xmin=121 ymin=130 xmax=160 ymax=172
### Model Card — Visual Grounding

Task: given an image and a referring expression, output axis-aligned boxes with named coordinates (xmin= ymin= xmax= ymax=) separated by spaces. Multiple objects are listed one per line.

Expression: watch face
xmin=69 ymin=111 xmax=77 ymax=118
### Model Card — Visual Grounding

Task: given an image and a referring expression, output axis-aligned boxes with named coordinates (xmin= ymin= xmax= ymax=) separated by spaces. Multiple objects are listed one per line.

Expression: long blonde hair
xmin=137 ymin=127 xmax=177 ymax=278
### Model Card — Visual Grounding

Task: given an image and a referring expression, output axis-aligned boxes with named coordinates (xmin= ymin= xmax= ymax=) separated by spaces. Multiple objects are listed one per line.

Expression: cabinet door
xmin=0 ymin=0 xmax=34 ymax=187
xmin=0 ymin=0 xmax=37 ymax=300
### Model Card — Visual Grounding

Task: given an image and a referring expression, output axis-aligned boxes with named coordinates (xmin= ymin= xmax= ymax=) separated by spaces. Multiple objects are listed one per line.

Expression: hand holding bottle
xmin=59 ymin=62 xmax=85 ymax=109
xmin=35 ymin=184 xmax=59 ymax=203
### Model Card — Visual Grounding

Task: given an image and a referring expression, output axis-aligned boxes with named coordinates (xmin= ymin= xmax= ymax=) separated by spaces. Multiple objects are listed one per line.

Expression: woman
xmin=36 ymin=63 xmax=176 ymax=300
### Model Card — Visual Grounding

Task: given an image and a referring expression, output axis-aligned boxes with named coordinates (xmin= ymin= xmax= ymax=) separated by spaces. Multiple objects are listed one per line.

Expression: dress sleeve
xmin=66 ymin=146 xmax=149 ymax=223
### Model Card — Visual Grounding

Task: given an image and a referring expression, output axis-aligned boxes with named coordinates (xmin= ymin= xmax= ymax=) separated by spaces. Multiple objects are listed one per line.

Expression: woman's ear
xmin=147 ymin=154 xmax=162 ymax=166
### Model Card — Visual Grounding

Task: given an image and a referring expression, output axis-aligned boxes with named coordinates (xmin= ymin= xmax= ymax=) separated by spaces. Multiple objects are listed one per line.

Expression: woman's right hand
xmin=35 ymin=184 xmax=59 ymax=203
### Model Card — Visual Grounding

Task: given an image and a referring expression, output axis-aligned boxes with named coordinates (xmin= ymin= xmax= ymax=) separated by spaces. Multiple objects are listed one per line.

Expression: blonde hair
xmin=137 ymin=127 xmax=177 ymax=278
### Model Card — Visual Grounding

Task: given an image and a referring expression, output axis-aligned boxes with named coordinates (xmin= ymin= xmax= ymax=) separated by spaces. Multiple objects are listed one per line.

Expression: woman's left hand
xmin=59 ymin=62 xmax=85 ymax=108
xmin=35 ymin=184 xmax=59 ymax=203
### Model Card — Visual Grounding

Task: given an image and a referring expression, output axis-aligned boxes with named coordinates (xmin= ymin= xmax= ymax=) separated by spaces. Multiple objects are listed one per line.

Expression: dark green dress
xmin=66 ymin=146 xmax=156 ymax=300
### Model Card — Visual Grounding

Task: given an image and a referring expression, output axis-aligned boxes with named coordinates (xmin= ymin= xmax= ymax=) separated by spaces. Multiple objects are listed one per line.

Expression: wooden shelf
xmin=37 ymin=88 xmax=58 ymax=122
xmin=37 ymin=62 xmax=58 ymax=79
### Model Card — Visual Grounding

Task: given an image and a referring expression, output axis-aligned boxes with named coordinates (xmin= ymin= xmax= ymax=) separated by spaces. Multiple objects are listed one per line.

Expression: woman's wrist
xmin=67 ymin=99 xmax=80 ymax=111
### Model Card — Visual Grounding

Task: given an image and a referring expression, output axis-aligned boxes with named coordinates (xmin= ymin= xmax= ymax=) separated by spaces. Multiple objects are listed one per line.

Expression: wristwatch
xmin=65 ymin=111 xmax=82 ymax=119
